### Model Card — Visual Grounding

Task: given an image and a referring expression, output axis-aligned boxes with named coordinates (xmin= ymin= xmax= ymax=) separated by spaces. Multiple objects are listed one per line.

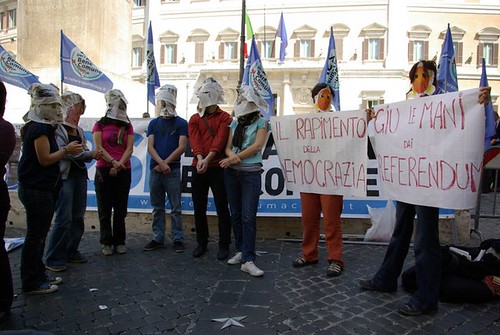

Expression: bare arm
xmin=34 ymin=136 xmax=83 ymax=167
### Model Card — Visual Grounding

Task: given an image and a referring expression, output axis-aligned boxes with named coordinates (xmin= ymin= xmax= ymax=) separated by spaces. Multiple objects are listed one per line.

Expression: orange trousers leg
xmin=300 ymin=193 xmax=343 ymax=266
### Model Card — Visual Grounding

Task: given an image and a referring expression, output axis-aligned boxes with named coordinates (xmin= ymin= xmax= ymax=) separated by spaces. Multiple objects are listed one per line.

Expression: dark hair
xmin=409 ymin=60 xmax=438 ymax=87
xmin=0 ymin=80 xmax=6 ymax=118
xmin=311 ymin=83 xmax=334 ymax=100
xmin=97 ymin=116 xmax=131 ymax=130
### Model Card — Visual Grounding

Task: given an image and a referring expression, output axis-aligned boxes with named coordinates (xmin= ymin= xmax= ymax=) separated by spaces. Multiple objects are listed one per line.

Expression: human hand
xmin=197 ymin=159 xmax=207 ymax=174
xmin=479 ymin=86 xmax=491 ymax=105
xmin=65 ymin=141 xmax=84 ymax=155
xmin=110 ymin=167 xmax=118 ymax=177
xmin=365 ymin=108 xmax=375 ymax=121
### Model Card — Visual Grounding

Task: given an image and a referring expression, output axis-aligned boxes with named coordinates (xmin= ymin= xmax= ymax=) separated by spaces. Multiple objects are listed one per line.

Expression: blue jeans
xmin=45 ymin=173 xmax=88 ymax=266
xmin=18 ymin=185 xmax=58 ymax=291
xmin=192 ymin=167 xmax=231 ymax=247
xmin=372 ymin=202 xmax=441 ymax=310
xmin=94 ymin=168 xmax=131 ymax=246
xmin=149 ymin=168 xmax=183 ymax=243
xmin=224 ymin=168 xmax=261 ymax=262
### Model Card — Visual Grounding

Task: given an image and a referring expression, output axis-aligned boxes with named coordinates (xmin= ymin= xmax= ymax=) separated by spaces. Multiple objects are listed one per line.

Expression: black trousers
xmin=0 ymin=180 xmax=13 ymax=313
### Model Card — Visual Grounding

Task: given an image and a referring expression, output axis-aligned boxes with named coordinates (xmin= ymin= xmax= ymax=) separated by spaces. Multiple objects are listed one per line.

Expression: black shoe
xmin=217 ymin=247 xmax=229 ymax=260
xmin=192 ymin=244 xmax=207 ymax=258
xmin=173 ymin=241 xmax=185 ymax=253
xmin=292 ymin=257 xmax=319 ymax=268
xmin=326 ymin=261 xmax=343 ymax=277
xmin=358 ymin=279 xmax=396 ymax=292
xmin=143 ymin=240 xmax=164 ymax=251
xmin=398 ymin=303 xmax=437 ymax=316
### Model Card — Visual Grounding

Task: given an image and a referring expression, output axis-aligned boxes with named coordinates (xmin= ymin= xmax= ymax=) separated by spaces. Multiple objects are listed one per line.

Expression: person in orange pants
xmin=292 ymin=83 xmax=344 ymax=277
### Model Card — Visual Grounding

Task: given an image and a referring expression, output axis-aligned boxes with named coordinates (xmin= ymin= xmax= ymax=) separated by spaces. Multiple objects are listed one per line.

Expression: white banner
xmin=270 ymin=111 xmax=368 ymax=197
xmin=370 ymin=88 xmax=484 ymax=209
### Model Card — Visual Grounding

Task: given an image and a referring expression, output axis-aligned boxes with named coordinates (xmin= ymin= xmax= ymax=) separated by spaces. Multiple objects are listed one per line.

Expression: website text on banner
xmin=270 ymin=111 xmax=368 ymax=197
xmin=369 ymin=88 xmax=484 ymax=210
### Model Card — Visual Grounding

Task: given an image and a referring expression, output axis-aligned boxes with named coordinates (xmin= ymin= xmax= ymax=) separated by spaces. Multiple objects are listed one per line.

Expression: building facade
xmin=0 ymin=0 xmax=498 ymax=122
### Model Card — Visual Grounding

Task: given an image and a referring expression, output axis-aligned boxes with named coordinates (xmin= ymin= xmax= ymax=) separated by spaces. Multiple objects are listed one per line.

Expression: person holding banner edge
xmin=292 ymin=83 xmax=345 ymax=278
xmin=92 ymin=89 xmax=134 ymax=256
xmin=359 ymin=60 xmax=492 ymax=316
xmin=188 ymin=77 xmax=232 ymax=260
xmin=143 ymin=84 xmax=187 ymax=253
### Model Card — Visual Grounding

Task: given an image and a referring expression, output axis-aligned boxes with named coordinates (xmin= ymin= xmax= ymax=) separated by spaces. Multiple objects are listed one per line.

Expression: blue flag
xmin=481 ymin=58 xmax=496 ymax=151
xmin=0 ymin=44 xmax=39 ymax=90
xmin=147 ymin=21 xmax=160 ymax=106
xmin=243 ymin=37 xmax=275 ymax=119
xmin=60 ymin=31 xmax=113 ymax=93
xmin=276 ymin=12 xmax=288 ymax=63
xmin=319 ymin=27 xmax=341 ymax=111
xmin=437 ymin=24 xmax=458 ymax=93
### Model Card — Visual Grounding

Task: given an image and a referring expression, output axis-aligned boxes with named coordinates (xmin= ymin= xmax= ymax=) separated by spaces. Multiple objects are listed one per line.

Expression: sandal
xmin=292 ymin=257 xmax=319 ymax=268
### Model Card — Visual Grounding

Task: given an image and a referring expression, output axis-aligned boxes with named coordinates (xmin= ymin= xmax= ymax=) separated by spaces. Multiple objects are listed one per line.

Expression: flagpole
xmin=238 ymin=0 xmax=246 ymax=89
xmin=144 ymin=3 xmax=151 ymax=118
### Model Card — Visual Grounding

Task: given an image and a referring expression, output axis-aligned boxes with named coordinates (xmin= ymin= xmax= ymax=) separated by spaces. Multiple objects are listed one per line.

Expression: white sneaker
xmin=115 ymin=245 xmax=127 ymax=254
xmin=241 ymin=261 xmax=264 ymax=277
xmin=101 ymin=245 xmax=113 ymax=256
xmin=228 ymin=252 xmax=242 ymax=265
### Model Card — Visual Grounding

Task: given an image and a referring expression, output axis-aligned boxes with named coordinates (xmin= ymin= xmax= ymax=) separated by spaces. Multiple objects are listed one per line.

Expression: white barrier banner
xmin=270 ymin=111 xmax=368 ymax=197
xmin=370 ymin=88 xmax=484 ymax=209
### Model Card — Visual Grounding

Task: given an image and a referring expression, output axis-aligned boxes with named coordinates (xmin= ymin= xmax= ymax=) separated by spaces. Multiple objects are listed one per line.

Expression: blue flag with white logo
xmin=318 ymin=27 xmax=340 ymax=111
xmin=0 ymin=44 xmax=39 ymax=90
xmin=60 ymin=31 xmax=113 ymax=93
xmin=276 ymin=12 xmax=288 ymax=63
xmin=437 ymin=24 xmax=458 ymax=93
xmin=147 ymin=21 xmax=160 ymax=106
xmin=243 ymin=37 xmax=274 ymax=119
xmin=481 ymin=58 xmax=496 ymax=150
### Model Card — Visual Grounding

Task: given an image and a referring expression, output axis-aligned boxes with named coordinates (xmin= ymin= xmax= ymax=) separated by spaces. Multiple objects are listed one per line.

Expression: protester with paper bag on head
xmin=221 ymin=85 xmax=269 ymax=277
xmin=45 ymin=91 xmax=100 ymax=272
xmin=188 ymin=77 xmax=232 ymax=260
xmin=18 ymin=83 xmax=83 ymax=295
xmin=92 ymin=89 xmax=133 ymax=256
xmin=143 ymin=85 xmax=188 ymax=253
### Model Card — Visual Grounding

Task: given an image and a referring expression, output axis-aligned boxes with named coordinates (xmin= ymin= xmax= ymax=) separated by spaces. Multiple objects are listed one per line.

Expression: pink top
xmin=92 ymin=122 xmax=134 ymax=169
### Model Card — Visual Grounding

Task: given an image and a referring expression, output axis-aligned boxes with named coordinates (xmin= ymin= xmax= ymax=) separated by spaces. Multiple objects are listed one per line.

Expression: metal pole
xmin=237 ymin=0 xmax=246 ymax=89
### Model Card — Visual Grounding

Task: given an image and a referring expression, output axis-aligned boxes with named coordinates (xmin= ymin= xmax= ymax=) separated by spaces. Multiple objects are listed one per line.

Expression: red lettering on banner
xmin=377 ymin=154 xmax=480 ymax=192
xmin=281 ymin=158 xmax=366 ymax=189
xmin=295 ymin=115 xmax=367 ymax=140
xmin=418 ymin=95 xmax=465 ymax=130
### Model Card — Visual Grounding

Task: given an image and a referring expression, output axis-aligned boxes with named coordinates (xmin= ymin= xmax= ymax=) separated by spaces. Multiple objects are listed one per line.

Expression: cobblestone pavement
xmin=1 ymin=193 xmax=499 ymax=335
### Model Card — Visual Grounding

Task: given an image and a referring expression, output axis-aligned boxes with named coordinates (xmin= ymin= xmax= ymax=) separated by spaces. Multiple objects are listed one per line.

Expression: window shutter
xmin=294 ymin=40 xmax=300 ymax=58
xmin=477 ymin=43 xmax=483 ymax=66
xmin=310 ymin=39 xmax=315 ymax=57
xmin=379 ymin=38 xmax=385 ymax=60
xmin=336 ymin=38 xmax=343 ymax=61
xmin=408 ymin=41 xmax=414 ymax=62
xmin=235 ymin=42 xmax=239 ymax=59
xmin=456 ymin=42 xmax=463 ymax=65
xmin=424 ymin=41 xmax=429 ymax=61
xmin=160 ymin=45 xmax=165 ymax=64
xmin=219 ymin=42 xmax=224 ymax=59
xmin=173 ymin=45 xmax=177 ymax=63
xmin=493 ymin=43 xmax=499 ymax=66
xmin=195 ymin=43 xmax=204 ymax=63
xmin=362 ymin=39 xmax=368 ymax=60
xmin=257 ymin=41 xmax=261 ymax=55
xmin=271 ymin=41 xmax=276 ymax=58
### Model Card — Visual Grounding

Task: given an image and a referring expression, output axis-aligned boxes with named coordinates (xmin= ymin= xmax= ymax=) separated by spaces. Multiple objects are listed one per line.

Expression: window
xmin=476 ymin=27 xmax=500 ymax=67
xmin=292 ymin=25 xmax=317 ymax=59
xmin=223 ymin=42 xmax=237 ymax=59
xmin=132 ymin=47 xmax=143 ymax=67
xmin=0 ymin=13 xmax=4 ymax=30
xmin=323 ymin=24 xmax=349 ymax=62
xmin=261 ymin=40 xmax=274 ymax=59
xmin=361 ymin=23 xmax=386 ymax=62
xmin=7 ymin=9 xmax=15 ymax=28
xmin=361 ymin=91 xmax=385 ymax=110
xmin=133 ymin=0 xmax=146 ymax=7
xmin=160 ymin=44 xmax=177 ymax=64
xmin=409 ymin=40 xmax=428 ymax=63
xmin=195 ymin=43 xmax=204 ymax=63
xmin=300 ymin=40 xmax=312 ymax=58
xmin=407 ymin=25 xmax=431 ymax=63
xmin=188 ymin=28 xmax=210 ymax=64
